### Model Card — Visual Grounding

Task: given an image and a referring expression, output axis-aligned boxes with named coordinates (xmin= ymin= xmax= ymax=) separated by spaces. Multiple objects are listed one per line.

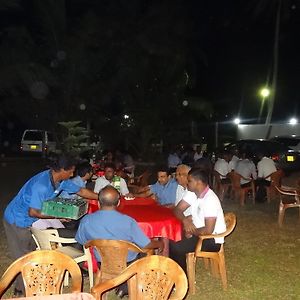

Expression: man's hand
xmin=182 ymin=216 xmax=197 ymax=234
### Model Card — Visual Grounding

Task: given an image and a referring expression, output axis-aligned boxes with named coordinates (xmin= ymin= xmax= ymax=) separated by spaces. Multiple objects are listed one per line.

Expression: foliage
xmin=57 ymin=120 xmax=91 ymax=156
xmin=0 ymin=0 xmax=213 ymax=155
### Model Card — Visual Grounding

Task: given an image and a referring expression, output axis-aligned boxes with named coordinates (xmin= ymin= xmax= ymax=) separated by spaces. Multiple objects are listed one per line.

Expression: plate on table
xmin=124 ymin=196 xmax=135 ymax=201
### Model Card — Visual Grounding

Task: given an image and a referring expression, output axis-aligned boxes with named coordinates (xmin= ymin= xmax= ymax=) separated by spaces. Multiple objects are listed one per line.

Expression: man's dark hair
xmin=104 ymin=162 xmax=116 ymax=170
xmin=157 ymin=165 xmax=171 ymax=176
xmin=48 ymin=153 xmax=77 ymax=171
xmin=98 ymin=186 xmax=120 ymax=207
xmin=76 ymin=162 xmax=93 ymax=177
xmin=188 ymin=168 xmax=209 ymax=185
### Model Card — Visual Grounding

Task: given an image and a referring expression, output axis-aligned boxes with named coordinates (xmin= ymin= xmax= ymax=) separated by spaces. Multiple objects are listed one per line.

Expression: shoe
xmin=13 ymin=288 xmax=24 ymax=297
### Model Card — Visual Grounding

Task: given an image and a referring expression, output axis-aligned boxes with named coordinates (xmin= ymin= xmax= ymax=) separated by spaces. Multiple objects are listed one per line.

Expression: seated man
xmin=214 ymin=151 xmax=231 ymax=183
xmin=175 ymin=164 xmax=192 ymax=216
xmin=255 ymin=152 xmax=277 ymax=202
xmin=137 ymin=166 xmax=178 ymax=206
xmin=170 ymin=168 xmax=226 ymax=273
xmin=75 ymin=186 xmax=163 ymax=296
xmin=235 ymin=152 xmax=257 ymax=188
xmin=94 ymin=162 xmax=132 ymax=197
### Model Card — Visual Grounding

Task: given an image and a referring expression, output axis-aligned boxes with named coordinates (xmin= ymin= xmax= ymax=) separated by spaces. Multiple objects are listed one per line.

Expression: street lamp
xmin=260 ymin=87 xmax=270 ymax=98
xmin=258 ymin=87 xmax=270 ymax=123
xmin=289 ymin=117 xmax=298 ymax=125
xmin=233 ymin=118 xmax=241 ymax=125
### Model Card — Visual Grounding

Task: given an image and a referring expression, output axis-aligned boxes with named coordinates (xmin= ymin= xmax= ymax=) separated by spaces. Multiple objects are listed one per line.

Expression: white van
xmin=20 ymin=130 xmax=56 ymax=156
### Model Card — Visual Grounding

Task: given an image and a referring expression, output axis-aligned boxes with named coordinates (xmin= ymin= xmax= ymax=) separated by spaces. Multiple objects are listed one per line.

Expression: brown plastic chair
xmin=186 ymin=212 xmax=237 ymax=294
xmin=0 ymin=250 xmax=82 ymax=298
xmin=212 ymin=170 xmax=232 ymax=201
xmin=264 ymin=169 xmax=284 ymax=203
xmin=85 ymin=239 xmax=153 ymax=286
xmin=275 ymin=186 xmax=300 ymax=227
xmin=31 ymin=228 xmax=94 ymax=288
xmin=91 ymin=255 xmax=188 ymax=300
xmin=230 ymin=171 xmax=255 ymax=206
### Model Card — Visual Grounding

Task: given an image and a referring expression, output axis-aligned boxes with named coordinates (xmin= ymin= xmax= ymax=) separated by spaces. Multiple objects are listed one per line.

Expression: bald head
xmin=175 ymin=164 xmax=191 ymax=188
xmin=99 ymin=186 xmax=120 ymax=207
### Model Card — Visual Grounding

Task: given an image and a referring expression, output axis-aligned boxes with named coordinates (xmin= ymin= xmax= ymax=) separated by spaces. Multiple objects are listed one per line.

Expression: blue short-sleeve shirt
xmin=4 ymin=170 xmax=81 ymax=228
xmin=150 ymin=178 xmax=178 ymax=205
xmin=75 ymin=210 xmax=150 ymax=262
xmin=60 ymin=176 xmax=86 ymax=199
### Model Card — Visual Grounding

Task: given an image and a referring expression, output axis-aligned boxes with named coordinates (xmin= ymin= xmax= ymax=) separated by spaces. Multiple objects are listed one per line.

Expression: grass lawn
xmin=85 ymin=199 xmax=300 ymax=300
xmin=1 ymin=196 xmax=299 ymax=299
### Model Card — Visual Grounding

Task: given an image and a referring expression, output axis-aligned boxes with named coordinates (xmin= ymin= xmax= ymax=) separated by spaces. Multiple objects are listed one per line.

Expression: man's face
xmin=187 ymin=174 xmax=206 ymax=194
xmin=175 ymin=167 xmax=189 ymax=187
xmin=104 ymin=167 xmax=115 ymax=180
xmin=157 ymin=171 xmax=170 ymax=186
xmin=61 ymin=166 xmax=75 ymax=180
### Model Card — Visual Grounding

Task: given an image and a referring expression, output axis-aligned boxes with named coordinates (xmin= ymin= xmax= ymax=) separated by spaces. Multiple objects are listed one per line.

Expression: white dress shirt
xmin=257 ymin=157 xmax=277 ymax=181
xmin=214 ymin=158 xmax=231 ymax=179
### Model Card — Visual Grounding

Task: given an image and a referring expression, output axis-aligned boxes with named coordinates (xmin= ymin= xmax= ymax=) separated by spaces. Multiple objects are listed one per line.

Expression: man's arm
xmin=134 ymin=185 xmax=154 ymax=198
xmin=29 ymin=207 xmax=56 ymax=219
xmin=173 ymin=200 xmax=196 ymax=233
xmin=77 ymin=187 xmax=98 ymax=200
xmin=192 ymin=217 xmax=216 ymax=236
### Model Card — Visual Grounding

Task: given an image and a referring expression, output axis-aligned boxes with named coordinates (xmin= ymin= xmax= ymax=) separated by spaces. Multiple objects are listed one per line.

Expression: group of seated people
xmin=214 ymin=149 xmax=278 ymax=201
xmin=3 ymin=153 xmax=226 ymax=298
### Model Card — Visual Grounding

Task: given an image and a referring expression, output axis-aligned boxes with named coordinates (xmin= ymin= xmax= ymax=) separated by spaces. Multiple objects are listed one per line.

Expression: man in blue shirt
xmin=75 ymin=185 xmax=163 ymax=261
xmin=3 ymin=154 xmax=98 ymax=296
xmin=75 ymin=185 xmax=163 ymax=297
xmin=137 ymin=166 xmax=178 ymax=206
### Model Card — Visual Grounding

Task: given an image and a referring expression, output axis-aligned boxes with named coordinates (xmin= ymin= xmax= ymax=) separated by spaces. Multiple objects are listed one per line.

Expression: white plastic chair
xmin=31 ymin=227 xmax=93 ymax=289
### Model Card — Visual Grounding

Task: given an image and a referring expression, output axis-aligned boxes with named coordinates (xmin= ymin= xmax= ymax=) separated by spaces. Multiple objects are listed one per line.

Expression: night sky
xmin=1 ymin=0 xmax=300 ymax=130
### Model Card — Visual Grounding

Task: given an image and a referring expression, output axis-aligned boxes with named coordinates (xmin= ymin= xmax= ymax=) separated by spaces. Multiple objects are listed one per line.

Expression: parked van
xmin=20 ymin=130 xmax=56 ymax=156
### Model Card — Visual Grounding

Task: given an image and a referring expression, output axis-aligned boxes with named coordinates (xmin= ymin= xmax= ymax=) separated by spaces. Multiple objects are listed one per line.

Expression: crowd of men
xmin=3 ymin=146 xmax=278 ymax=297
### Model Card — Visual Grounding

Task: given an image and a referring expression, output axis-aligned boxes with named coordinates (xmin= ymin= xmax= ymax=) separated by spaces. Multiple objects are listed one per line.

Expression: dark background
xmin=0 ymin=0 xmax=299 ymax=155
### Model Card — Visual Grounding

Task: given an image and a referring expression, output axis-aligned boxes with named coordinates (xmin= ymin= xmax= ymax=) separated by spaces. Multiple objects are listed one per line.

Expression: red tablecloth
xmin=117 ymin=197 xmax=182 ymax=242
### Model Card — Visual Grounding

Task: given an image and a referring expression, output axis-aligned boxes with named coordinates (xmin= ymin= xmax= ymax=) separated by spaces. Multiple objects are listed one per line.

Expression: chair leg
xmin=186 ymin=253 xmax=196 ymax=295
xmin=218 ymin=253 xmax=227 ymax=290
xmin=87 ymin=256 xmax=94 ymax=289
xmin=240 ymin=191 xmax=245 ymax=206
xmin=278 ymin=203 xmax=285 ymax=227
xmin=210 ymin=259 xmax=219 ymax=278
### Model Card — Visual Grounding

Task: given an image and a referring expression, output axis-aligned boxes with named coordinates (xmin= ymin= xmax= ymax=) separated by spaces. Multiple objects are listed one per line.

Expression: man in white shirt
xmin=94 ymin=163 xmax=132 ymax=197
xmin=255 ymin=153 xmax=277 ymax=202
xmin=171 ymin=168 xmax=226 ymax=272
xmin=174 ymin=164 xmax=192 ymax=216
xmin=214 ymin=151 xmax=231 ymax=182
xmin=235 ymin=152 xmax=257 ymax=187
xmin=193 ymin=145 xmax=203 ymax=161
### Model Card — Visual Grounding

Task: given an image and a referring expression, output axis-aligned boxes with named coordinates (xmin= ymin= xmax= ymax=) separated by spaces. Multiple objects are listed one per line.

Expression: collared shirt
xmin=183 ymin=187 xmax=226 ymax=243
xmin=214 ymin=158 xmax=231 ymax=178
xmin=257 ymin=157 xmax=277 ymax=181
xmin=175 ymin=185 xmax=192 ymax=216
xmin=94 ymin=176 xmax=129 ymax=195
xmin=167 ymin=153 xmax=182 ymax=169
xmin=4 ymin=170 xmax=80 ymax=228
xmin=235 ymin=159 xmax=257 ymax=184
xmin=194 ymin=151 xmax=203 ymax=161
xmin=229 ymin=155 xmax=239 ymax=171
xmin=150 ymin=178 xmax=178 ymax=205
xmin=75 ymin=210 xmax=150 ymax=262
xmin=60 ymin=176 xmax=86 ymax=199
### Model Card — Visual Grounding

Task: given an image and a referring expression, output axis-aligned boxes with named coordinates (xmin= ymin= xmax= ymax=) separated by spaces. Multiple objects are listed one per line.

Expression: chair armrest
xmin=47 ymin=235 xmax=77 ymax=244
xmin=194 ymin=233 xmax=226 ymax=253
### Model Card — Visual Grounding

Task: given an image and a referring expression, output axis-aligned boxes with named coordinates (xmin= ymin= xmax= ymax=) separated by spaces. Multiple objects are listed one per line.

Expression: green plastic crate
xmin=41 ymin=197 xmax=88 ymax=220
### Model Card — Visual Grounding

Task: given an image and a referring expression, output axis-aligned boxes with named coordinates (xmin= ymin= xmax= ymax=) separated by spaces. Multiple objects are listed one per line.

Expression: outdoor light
xmin=260 ymin=87 xmax=270 ymax=98
xmin=182 ymin=100 xmax=189 ymax=107
xmin=233 ymin=118 xmax=240 ymax=125
xmin=124 ymin=114 xmax=129 ymax=119
xmin=79 ymin=103 xmax=86 ymax=111
xmin=289 ymin=118 xmax=298 ymax=125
